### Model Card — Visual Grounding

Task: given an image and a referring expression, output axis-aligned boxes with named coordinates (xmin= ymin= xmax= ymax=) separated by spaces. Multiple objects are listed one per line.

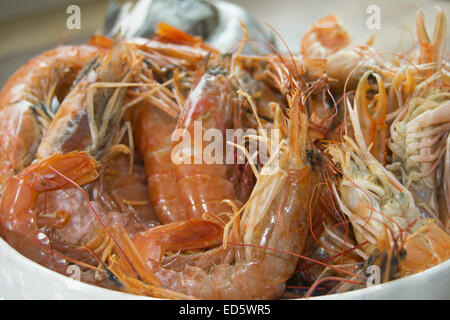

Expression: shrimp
xmin=126 ymin=62 xmax=240 ymax=255
xmin=136 ymin=62 xmax=239 ymax=224
xmin=388 ymin=84 xmax=449 ymax=226
xmin=0 ymin=41 xmax=158 ymax=281
xmin=107 ymin=96 xmax=321 ymax=299
xmin=132 ymin=99 xmax=225 ymax=251
xmin=400 ymin=219 xmax=449 ymax=276
xmin=0 ymin=146 xmax=158 ymax=283
xmin=36 ymin=40 xmax=140 ymax=159
xmin=132 ymin=101 xmax=183 ymax=224
xmin=0 ymin=45 xmax=100 ymax=190
xmin=0 ymin=152 xmax=99 ymax=268
xmin=172 ymin=65 xmax=238 ymax=221
xmin=327 ymin=96 xmax=450 ymax=278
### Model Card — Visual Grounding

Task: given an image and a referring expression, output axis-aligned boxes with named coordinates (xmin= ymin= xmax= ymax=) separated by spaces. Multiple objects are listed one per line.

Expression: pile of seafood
xmin=0 ymin=8 xmax=448 ymax=299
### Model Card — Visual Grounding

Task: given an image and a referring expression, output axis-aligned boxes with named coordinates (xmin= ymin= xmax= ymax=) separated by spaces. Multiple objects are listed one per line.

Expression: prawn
xmin=0 ymin=146 xmax=157 ymax=283
xmin=0 ymin=152 xmax=99 ymax=268
xmin=0 ymin=42 xmax=158 ymax=283
xmin=36 ymin=40 xmax=141 ymax=159
xmin=107 ymin=94 xmax=321 ymax=299
xmin=388 ymin=83 xmax=449 ymax=226
xmin=171 ymin=65 xmax=238 ymax=221
xmin=125 ymin=63 xmax=241 ymax=256
xmin=0 ymin=45 xmax=100 ymax=190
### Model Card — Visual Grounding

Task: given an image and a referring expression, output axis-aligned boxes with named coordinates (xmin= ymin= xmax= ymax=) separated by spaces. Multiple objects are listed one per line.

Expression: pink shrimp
xmin=104 ymin=81 xmax=322 ymax=299
xmin=36 ymin=40 xmax=140 ymax=159
xmin=0 ymin=45 xmax=100 ymax=190
xmin=0 ymin=152 xmax=99 ymax=268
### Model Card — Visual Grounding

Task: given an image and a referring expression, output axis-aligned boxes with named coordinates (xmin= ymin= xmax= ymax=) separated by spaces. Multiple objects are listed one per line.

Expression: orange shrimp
xmin=133 ymin=101 xmax=225 ymax=249
xmin=36 ymin=40 xmax=140 ymax=159
xmin=173 ymin=67 xmax=238 ymax=220
xmin=108 ymin=97 xmax=322 ymax=299
xmin=132 ymin=103 xmax=183 ymax=224
xmin=128 ymin=64 xmax=239 ymax=255
xmin=0 ymin=148 xmax=157 ymax=281
xmin=0 ymin=152 xmax=98 ymax=267
xmin=137 ymin=65 xmax=238 ymax=224
xmin=0 ymin=45 xmax=100 ymax=189
xmin=400 ymin=220 xmax=449 ymax=276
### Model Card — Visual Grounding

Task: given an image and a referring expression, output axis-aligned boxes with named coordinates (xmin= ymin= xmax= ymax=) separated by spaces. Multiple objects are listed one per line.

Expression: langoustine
xmin=327 ymin=89 xmax=450 ymax=280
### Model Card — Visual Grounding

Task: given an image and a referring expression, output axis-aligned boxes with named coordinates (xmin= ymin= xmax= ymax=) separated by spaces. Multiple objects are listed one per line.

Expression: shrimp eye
xmin=105 ymin=267 xmax=122 ymax=288
xmin=334 ymin=161 xmax=342 ymax=175
xmin=315 ymin=151 xmax=322 ymax=165
xmin=399 ymin=248 xmax=407 ymax=261
xmin=306 ymin=149 xmax=314 ymax=162
xmin=207 ymin=66 xmax=226 ymax=76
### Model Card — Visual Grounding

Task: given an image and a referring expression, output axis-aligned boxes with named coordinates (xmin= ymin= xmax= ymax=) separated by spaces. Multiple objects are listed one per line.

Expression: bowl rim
xmin=0 ymin=236 xmax=448 ymax=300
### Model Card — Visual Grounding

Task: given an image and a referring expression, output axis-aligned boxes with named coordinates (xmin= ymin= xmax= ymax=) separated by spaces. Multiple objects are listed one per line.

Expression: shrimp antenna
xmin=264 ymin=22 xmax=300 ymax=79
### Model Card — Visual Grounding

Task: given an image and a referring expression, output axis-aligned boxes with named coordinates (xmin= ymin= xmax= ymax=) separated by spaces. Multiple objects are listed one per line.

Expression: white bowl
xmin=0 ymin=236 xmax=449 ymax=299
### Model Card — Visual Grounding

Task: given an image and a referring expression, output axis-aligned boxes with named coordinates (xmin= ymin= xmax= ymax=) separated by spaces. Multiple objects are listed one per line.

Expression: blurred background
xmin=0 ymin=0 xmax=448 ymax=87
